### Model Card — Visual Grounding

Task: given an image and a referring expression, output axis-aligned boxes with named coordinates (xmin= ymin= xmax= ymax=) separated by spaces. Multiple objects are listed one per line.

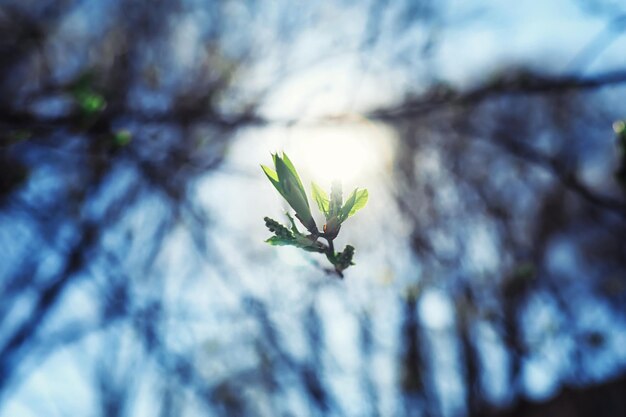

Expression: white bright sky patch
xmin=225 ymin=116 xmax=394 ymax=193
xmin=523 ymin=359 xmax=559 ymax=400
xmin=419 ymin=289 xmax=454 ymax=330
xmin=259 ymin=54 xmax=401 ymax=121
xmin=287 ymin=119 xmax=394 ymax=187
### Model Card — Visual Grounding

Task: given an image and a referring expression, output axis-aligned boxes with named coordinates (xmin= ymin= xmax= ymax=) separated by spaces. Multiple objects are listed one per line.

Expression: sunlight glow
xmin=287 ymin=117 xmax=394 ymax=187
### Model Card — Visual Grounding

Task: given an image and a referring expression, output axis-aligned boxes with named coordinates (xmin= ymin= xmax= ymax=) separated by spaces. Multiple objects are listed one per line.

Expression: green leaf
xmin=282 ymin=153 xmax=306 ymax=199
xmin=274 ymin=154 xmax=316 ymax=231
xmin=264 ymin=217 xmax=299 ymax=247
xmin=311 ymin=182 xmax=330 ymax=217
xmin=265 ymin=236 xmax=295 ymax=246
xmin=261 ymin=164 xmax=278 ymax=182
xmin=261 ymin=164 xmax=283 ymax=197
xmin=339 ymin=188 xmax=358 ymax=222
xmin=275 ymin=156 xmax=294 ymax=194
xmin=74 ymin=90 xmax=106 ymax=115
xmin=339 ymin=188 xmax=369 ymax=221
xmin=265 ymin=234 xmax=325 ymax=253
xmin=348 ymin=189 xmax=368 ymax=217
xmin=293 ymin=235 xmax=326 ymax=253
xmin=278 ymin=154 xmax=310 ymax=210
xmin=262 ymin=153 xmax=319 ymax=232
xmin=113 ymin=130 xmax=132 ymax=147
xmin=264 ymin=217 xmax=293 ymax=239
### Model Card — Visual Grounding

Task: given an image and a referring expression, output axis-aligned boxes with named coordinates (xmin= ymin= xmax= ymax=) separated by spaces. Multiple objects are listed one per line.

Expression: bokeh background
xmin=1 ymin=1 xmax=626 ymax=416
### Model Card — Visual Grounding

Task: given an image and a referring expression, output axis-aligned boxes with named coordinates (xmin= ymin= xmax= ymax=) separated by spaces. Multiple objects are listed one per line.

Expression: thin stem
xmin=326 ymin=238 xmax=335 ymax=257
xmin=320 ymin=235 xmax=344 ymax=279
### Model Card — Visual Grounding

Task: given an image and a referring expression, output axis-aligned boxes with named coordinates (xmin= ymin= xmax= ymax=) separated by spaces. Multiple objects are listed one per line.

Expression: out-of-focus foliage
xmin=1 ymin=1 xmax=626 ymax=417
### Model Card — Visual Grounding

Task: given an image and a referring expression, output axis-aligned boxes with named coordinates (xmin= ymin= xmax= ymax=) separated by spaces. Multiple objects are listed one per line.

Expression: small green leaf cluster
xmin=261 ymin=152 xmax=368 ymax=278
xmin=73 ymin=88 xmax=106 ymax=116
xmin=334 ymin=245 xmax=355 ymax=272
xmin=112 ymin=129 xmax=133 ymax=147
xmin=263 ymin=217 xmax=325 ymax=253
xmin=69 ymin=74 xmax=106 ymax=117
xmin=311 ymin=181 xmax=368 ymax=239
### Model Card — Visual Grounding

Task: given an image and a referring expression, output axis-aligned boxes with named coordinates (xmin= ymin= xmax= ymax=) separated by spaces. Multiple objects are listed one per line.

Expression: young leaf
xmin=261 ymin=165 xmax=283 ymax=196
xmin=339 ymin=188 xmax=368 ymax=221
xmin=348 ymin=189 xmax=368 ymax=217
xmin=265 ymin=234 xmax=325 ymax=253
xmin=113 ymin=130 xmax=132 ymax=147
xmin=282 ymin=153 xmax=306 ymax=197
xmin=272 ymin=155 xmax=316 ymax=231
xmin=264 ymin=217 xmax=293 ymax=240
xmin=266 ymin=236 xmax=296 ymax=246
xmin=276 ymin=153 xmax=309 ymax=210
xmin=261 ymin=164 xmax=278 ymax=182
xmin=339 ymin=188 xmax=358 ymax=222
xmin=311 ymin=182 xmax=330 ymax=217
xmin=293 ymin=235 xmax=326 ymax=253
xmin=275 ymin=157 xmax=303 ymax=203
